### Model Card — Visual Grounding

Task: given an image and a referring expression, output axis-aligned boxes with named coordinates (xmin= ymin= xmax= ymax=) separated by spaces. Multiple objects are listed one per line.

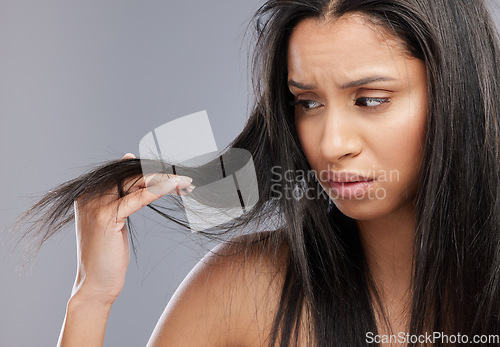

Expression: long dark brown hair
xmin=7 ymin=0 xmax=500 ymax=345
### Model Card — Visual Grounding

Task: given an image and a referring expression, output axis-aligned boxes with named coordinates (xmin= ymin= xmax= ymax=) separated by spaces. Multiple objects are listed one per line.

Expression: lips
xmin=328 ymin=180 xmax=375 ymax=199
xmin=327 ymin=171 xmax=374 ymax=183
xmin=326 ymin=171 xmax=376 ymax=199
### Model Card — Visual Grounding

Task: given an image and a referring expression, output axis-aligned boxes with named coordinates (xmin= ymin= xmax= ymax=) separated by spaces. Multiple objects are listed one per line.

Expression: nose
xmin=319 ymin=107 xmax=362 ymax=164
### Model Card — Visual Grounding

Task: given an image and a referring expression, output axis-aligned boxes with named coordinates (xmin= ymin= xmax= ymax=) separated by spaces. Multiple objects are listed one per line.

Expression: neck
xmin=356 ymin=203 xmax=416 ymax=332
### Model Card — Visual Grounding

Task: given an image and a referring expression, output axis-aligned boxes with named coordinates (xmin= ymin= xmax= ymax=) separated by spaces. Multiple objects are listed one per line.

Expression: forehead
xmin=287 ymin=14 xmax=408 ymax=81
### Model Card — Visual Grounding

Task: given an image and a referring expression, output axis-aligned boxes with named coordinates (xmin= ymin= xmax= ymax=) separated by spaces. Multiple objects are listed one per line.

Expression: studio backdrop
xmin=0 ymin=1 xmax=263 ymax=346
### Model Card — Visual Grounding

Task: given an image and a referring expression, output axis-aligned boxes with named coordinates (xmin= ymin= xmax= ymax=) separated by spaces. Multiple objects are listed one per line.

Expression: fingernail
xmin=184 ymin=184 xmax=195 ymax=194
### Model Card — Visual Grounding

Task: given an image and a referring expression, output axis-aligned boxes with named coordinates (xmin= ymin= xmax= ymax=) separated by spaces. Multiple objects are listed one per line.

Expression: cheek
xmin=376 ymin=109 xmax=427 ymax=201
xmin=400 ymin=106 xmax=427 ymax=174
xmin=375 ymin=104 xmax=427 ymax=172
xmin=295 ymin=118 xmax=321 ymax=167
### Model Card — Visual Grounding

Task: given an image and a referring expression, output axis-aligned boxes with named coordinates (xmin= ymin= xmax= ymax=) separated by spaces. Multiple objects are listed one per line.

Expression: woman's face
xmin=288 ymin=14 xmax=427 ymax=221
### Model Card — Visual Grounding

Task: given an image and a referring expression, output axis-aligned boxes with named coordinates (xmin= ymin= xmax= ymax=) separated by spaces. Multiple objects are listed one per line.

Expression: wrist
xmin=60 ymin=288 xmax=112 ymax=346
xmin=69 ymin=289 xmax=115 ymax=313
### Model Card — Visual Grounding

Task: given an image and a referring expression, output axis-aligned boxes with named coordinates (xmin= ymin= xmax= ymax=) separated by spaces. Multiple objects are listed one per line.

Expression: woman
xmin=12 ymin=0 xmax=500 ymax=345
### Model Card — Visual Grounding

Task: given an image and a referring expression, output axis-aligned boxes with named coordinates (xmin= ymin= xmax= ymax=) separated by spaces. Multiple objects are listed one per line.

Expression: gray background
xmin=0 ymin=1 xmax=263 ymax=346
xmin=1 ymin=1 xmax=499 ymax=347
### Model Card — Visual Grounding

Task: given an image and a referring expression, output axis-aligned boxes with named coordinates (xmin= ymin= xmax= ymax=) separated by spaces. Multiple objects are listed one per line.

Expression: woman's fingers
xmin=115 ymin=153 xmax=195 ymax=220
xmin=122 ymin=173 xmax=191 ymax=195
xmin=115 ymin=174 xmax=193 ymax=222
xmin=119 ymin=154 xmax=186 ymax=194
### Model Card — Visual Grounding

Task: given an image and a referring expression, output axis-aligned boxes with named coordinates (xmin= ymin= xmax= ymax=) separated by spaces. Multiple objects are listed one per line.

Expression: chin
xmin=330 ymin=197 xmax=392 ymax=221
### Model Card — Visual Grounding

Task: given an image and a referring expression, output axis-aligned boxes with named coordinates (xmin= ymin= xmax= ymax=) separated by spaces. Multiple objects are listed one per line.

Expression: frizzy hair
xmin=7 ymin=0 xmax=500 ymax=346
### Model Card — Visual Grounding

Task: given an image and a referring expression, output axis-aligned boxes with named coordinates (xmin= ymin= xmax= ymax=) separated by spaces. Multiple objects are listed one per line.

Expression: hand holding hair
xmin=71 ymin=153 xmax=194 ymax=304
xmin=57 ymin=154 xmax=193 ymax=346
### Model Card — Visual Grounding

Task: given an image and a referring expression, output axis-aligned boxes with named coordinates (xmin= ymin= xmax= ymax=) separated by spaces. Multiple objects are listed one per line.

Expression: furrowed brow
xmin=340 ymin=76 xmax=395 ymax=89
xmin=288 ymin=80 xmax=316 ymax=90
xmin=288 ymin=76 xmax=396 ymax=91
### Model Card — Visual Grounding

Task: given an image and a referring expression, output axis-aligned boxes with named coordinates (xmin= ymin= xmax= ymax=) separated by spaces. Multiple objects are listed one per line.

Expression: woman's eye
xmin=354 ymin=97 xmax=390 ymax=109
xmin=289 ymin=100 xmax=323 ymax=110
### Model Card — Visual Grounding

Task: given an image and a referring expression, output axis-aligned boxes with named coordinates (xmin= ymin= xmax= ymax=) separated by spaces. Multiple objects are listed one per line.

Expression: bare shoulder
xmin=146 ymin=231 xmax=289 ymax=347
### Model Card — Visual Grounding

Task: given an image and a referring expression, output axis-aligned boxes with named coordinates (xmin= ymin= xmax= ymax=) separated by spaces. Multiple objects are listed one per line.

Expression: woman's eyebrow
xmin=288 ymin=76 xmax=396 ymax=91
xmin=340 ymin=75 xmax=396 ymax=89
xmin=288 ymin=80 xmax=316 ymax=90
